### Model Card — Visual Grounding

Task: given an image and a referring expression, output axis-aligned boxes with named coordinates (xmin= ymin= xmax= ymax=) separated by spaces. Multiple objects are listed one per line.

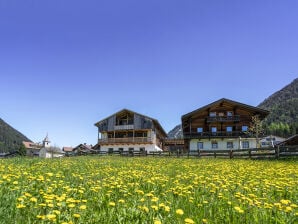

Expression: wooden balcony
xmin=206 ymin=115 xmax=240 ymax=123
xmin=114 ymin=124 xmax=134 ymax=130
xmin=99 ymin=137 xmax=152 ymax=144
xmin=183 ymin=131 xmax=251 ymax=139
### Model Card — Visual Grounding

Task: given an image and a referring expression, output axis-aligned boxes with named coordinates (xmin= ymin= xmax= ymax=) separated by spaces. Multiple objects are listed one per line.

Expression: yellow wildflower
xmin=79 ymin=205 xmax=87 ymax=210
xmin=176 ymin=209 xmax=184 ymax=215
xmin=185 ymin=218 xmax=195 ymax=224
xmin=73 ymin=214 xmax=80 ymax=218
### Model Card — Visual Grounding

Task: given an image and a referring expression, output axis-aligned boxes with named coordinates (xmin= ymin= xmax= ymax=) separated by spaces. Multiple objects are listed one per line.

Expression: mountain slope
xmin=0 ymin=118 xmax=31 ymax=152
xmin=167 ymin=124 xmax=183 ymax=139
xmin=258 ymin=78 xmax=298 ymax=136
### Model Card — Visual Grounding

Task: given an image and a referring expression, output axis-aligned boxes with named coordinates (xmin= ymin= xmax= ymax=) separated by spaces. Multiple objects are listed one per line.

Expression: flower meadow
xmin=0 ymin=157 xmax=297 ymax=224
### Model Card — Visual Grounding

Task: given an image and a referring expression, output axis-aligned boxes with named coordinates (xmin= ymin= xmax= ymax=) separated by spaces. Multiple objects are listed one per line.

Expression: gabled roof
xmin=276 ymin=134 xmax=298 ymax=146
xmin=94 ymin=108 xmax=167 ymax=137
xmin=23 ymin=141 xmax=42 ymax=149
xmin=182 ymin=98 xmax=270 ymax=120
xmin=62 ymin=147 xmax=74 ymax=152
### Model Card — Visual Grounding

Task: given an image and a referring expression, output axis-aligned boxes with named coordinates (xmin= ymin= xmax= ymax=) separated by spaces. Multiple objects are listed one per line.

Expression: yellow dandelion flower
xmin=176 ymin=209 xmax=184 ymax=215
xmin=151 ymin=205 xmax=158 ymax=211
xmin=30 ymin=197 xmax=37 ymax=203
xmin=46 ymin=214 xmax=56 ymax=220
xmin=16 ymin=204 xmax=26 ymax=209
xmin=234 ymin=206 xmax=244 ymax=213
xmin=154 ymin=219 xmax=162 ymax=224
xmin=285 ymin=206 xmax=292 ymax=212
xmin=109 ymin=202 xmax=116 ymax=207
xmin=53 ymin=210 xmax=61 ymax=215
xmin=185 ymin=218 xmax=195 ymax=224
xmin=164 ymin=206 xmax=170 ymax=212
xmin=73 ymin=214 xmax=80 ymax=218
xmin=141 ymin=206 xmax=149 ymax=213
xmin=68 ymin=203 xmax=75 ymax=208
xmin=151 ymin=197 xmax=159 ymax=202
xmin=36 ymin=215 xmax=45 ymax=220
xmin=79 ymin=205 xmax=87 ymax=210
xmin=202 ymin=219 xmax=208 ymax=223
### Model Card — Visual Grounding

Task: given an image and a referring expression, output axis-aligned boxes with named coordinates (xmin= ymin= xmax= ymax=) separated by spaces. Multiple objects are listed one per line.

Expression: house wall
xmin=100 ymin=143 xmax=161 ymax=153
xmin=189 ymin=138 xmax=257 ymax=151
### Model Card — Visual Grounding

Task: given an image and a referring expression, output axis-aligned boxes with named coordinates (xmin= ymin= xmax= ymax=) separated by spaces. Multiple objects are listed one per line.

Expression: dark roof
xmin=182 ymin=98 xmax=270 ymax=120
xmin=276 ymin=134 xmax=298 ymax=146
xmin=94 ymin=108 xmax=167 ymax=137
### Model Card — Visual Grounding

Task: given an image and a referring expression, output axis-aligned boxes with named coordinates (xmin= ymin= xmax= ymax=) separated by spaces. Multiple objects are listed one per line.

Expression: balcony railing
xmin=114 ymin=124 xmax=134 ymax=130
xmin=206 ymin=115 xmax=240 ymax=122
xmin=183 ymin=131 xmax=251 ymax=139
xmin=99 ymin=137 xmax=152 ymax=144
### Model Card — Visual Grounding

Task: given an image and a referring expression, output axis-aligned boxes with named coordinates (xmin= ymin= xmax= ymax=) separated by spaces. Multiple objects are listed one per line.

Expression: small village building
xmin=23 ymin=141 xmax=42 ymax=156
xmin=276 ymin=134 xmax=298 ymax=146
xmin=94 ymin=109 xmax=167 ymax=153
xmin=260 ymin=135 xmax=285 ymax=148
xmin=181 ymin=98 xmax=269 ymax=151
xmin=62 ymin=147 xmax=74 ymax=153
xmin=39 ymin=134 xmax=64 ymax=158
xmin=72 ymin=143 xmax=95 ymax=155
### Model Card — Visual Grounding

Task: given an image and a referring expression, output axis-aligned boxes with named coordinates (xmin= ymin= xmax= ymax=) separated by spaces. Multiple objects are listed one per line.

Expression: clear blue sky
xmin=0 ymin=0 xmax=297 ymax=147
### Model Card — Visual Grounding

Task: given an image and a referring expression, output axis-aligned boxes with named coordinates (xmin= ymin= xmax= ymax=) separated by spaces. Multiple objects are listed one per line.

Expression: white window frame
xmin=242 ymin=141 xmax=249 ymax=149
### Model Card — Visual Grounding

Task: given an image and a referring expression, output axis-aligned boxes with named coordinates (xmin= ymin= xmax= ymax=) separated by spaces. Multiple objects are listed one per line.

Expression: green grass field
xmin=0 ymin=157 xmax=297 ymax=223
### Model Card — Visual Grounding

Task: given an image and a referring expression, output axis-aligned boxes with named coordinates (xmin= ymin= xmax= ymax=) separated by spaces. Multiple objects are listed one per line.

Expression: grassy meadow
xmin=0 ymin=156 xmax=297 ymax=224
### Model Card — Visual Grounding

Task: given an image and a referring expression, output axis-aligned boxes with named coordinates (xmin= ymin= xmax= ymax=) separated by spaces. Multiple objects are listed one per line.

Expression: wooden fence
xmin=97 ymin=145 xmax=298 ymax=159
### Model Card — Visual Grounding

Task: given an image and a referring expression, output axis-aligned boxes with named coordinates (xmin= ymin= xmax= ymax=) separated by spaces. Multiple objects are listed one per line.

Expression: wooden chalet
xmin=94 ymin=109 xmax=167 ymax=153
xmin=181 ymin=98 xmax=269 ymax=151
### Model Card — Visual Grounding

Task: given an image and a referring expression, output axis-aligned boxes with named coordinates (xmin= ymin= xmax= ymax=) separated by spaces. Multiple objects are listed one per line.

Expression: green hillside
xmin=258 ymin=78 xmax=298 ymax=137
xmin=0 ymin=118 xmax=31 ymax=152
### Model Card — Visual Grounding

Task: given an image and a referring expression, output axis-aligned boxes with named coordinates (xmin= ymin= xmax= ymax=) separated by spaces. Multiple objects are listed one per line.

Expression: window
xmin=227 ymin=111 xmax=233 ymax=116
xmin=211 ymin=127 xmax=217 ymax=135
xmin=242 ymin=126 xmax=248 ymax=132
xmin=197 ymin=142 xmax=203 ymax=149
xmin=242 ymin=141 xmax=249 ymax=149
xmin=129 ymin=147 xmax=134 ymax=155
xmin=212 ymin=142 xmax=218 ymax=149
xmin=226 ymin=126 xmax=232 ymax=132
xmin=197 ymin=127 xmax=203 ymax=133
xmin=118 ymin=148 xmax=123 ymax=153
xmin=227 ymin=142 xmax=233 ymax=149
xmin=218 ymin=112 xmax=224 ymax=117
xmin=108 ymin=148 xmax=113 ymax=154
xmin=209 ymin=112 xmax=216 ymax=117
xmin=139 ymin=147 xmax=145 ymax=152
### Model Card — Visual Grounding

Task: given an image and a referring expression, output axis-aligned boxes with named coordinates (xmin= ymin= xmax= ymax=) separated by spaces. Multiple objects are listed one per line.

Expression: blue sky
xmin=0 ymin=0 xmax=297 ymax=147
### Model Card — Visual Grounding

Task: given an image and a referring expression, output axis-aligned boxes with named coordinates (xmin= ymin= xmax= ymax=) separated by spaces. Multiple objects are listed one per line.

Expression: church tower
xmin=42 ymin=133 xmax=51 ymax=148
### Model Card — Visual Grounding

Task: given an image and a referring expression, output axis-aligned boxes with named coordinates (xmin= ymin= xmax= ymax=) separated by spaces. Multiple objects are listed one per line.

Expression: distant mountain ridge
xmin=258 ymin=78 xmax=298 ymax=136
xmin=167 ymin=124 xmax=183 ymax=139
xmin=0 ymin=118 xmax=31 ymax=152
xmin=168 ymin=78 xmax=298 ymax=138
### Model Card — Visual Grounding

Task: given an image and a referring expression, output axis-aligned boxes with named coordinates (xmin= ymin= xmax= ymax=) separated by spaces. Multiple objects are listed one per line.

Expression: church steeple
xmin=43 ymin=133 xmax=51 ymax=148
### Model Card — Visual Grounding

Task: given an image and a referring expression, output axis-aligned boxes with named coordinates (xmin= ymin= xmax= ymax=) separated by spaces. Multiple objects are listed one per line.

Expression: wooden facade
xmin=182 ymin=98 xmax=269 ymax=151
xmin=94 ymin=109 xmax=167 ymax=152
